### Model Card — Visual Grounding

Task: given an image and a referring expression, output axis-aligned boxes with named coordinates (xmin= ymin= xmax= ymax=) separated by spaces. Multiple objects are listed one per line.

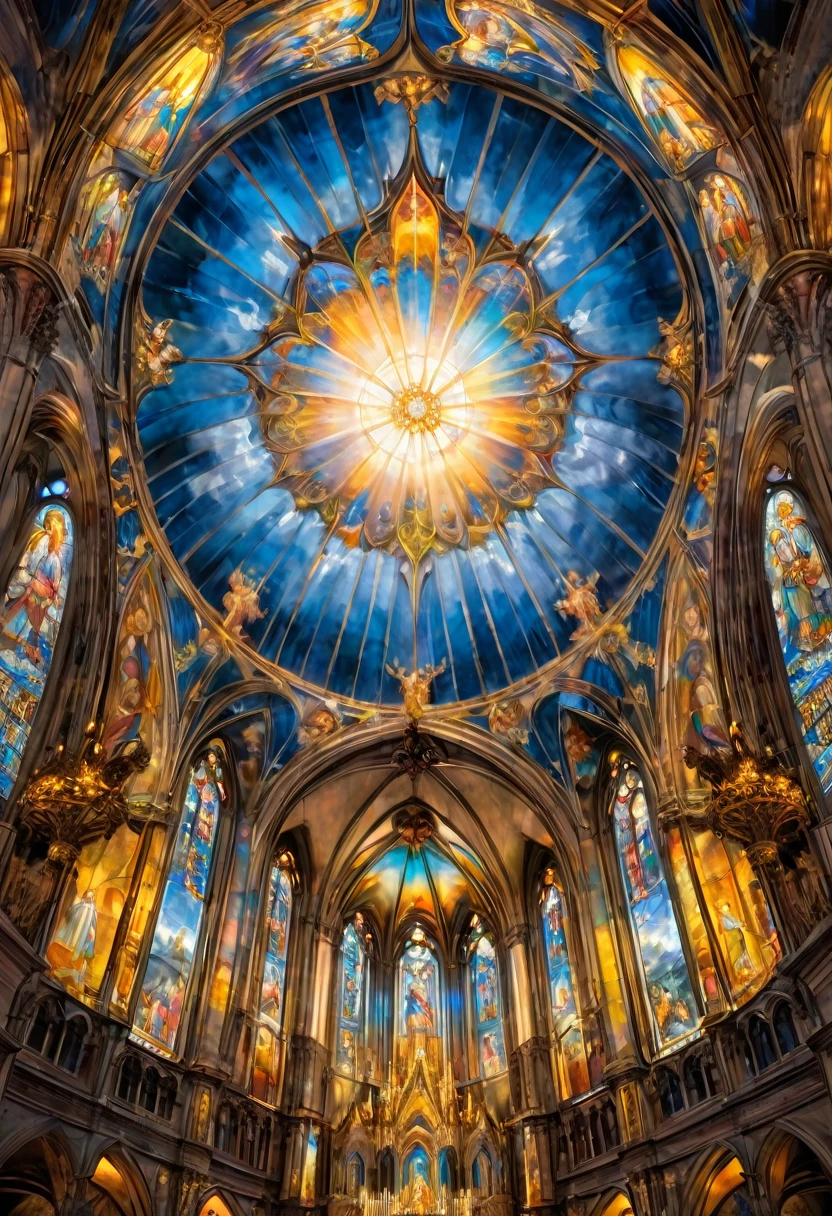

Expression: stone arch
xmin=756 ymin=1126 xmax=832 ymax=1214
xmin=87 ymin=1146 xmax=153 ymax=1216
xmin=681 ymin=1142 xmax=752 ymax=1216
xmin=0 ymin=1130 xmax=76 ymax=1214
xmin=196 ymin=1190 xmax=245 ymax=1216
xmin=588 ymin=1192 xmax=634 ymax=1216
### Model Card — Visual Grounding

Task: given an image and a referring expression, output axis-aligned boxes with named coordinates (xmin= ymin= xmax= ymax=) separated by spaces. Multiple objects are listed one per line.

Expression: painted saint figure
xmin=438 ymin=0 xmax=599 ymax=92
xmin=617 ymin=44 xmax=723 ymax=172
xmin=718 ymin=903 xmax=755 ymax=982
xmin=74 ymin=172 xmax=130 ymax=285
xmin=224 ymin=0 xmax=378 ymax=87
xmin=611 ymin=761 xmax=698 ymax=1047
xmin=614 ymin=770 xmax=649 ymax=901
xmin=0 ymin=504 xmax=73 ymax=800
xmin=698 ymin=173 xmax=762 ymax=304
xmin=46 ymin=890 xmax=98 ymax=993
xmin=106 ymin=24 xmax=222 ymax=173
xmin=0 ymin=508 xmax=69 ymax=669
xmin=132 ymin=752 xmax=226 ymax=1052
xmin=767 ymin=491 xmax=832 ymax=654
xmin=541 ymin=878 xmax=577 ymax=1026
xmin=405 ymin=980 xmax=434 ymax=1031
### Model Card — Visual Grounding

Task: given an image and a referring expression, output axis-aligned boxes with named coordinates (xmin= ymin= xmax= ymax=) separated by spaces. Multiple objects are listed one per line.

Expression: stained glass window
xmin=611 ymin=760 xmax=698 ymax=1049
xmin=399 ymin=933 xmax=439 ymax=1037
xmin=336 ymin=917 xmax=365 ymax=1076
xmin=0 ymin=503 xmax=73 ymax=800
xmin=252 ymin=858 xmax=293 ymax=1100
xmin=301 ymin=1125 xmax=319 ymax=1205
xmin=105 ymin=22 xmax=223 ymax=173
xmin=541 ymin=879 xmax=577 ymax=1029
xmin=764 ymin=484 xmax=832 ymax=790
xmin=132 ymin=750 xmax=227 ymax=1053
xmin=469 ymin=922 xmax=506 ymax=1078
xmin=540 ymin=874 xmax=588 ymax=1095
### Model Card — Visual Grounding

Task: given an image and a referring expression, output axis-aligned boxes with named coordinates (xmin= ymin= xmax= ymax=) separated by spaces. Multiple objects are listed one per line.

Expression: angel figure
xmin=386 ymin=658 xmax=447 ymax=722
xmin=136 ymin=318 xmax=183 ymax=388
xmin=222 ymin=568 xmax=265 ymax=640
xmin=438 ymin=0 xmax=599 ymax=94
xmin=555 ymin=570 xmax=602 ymax=637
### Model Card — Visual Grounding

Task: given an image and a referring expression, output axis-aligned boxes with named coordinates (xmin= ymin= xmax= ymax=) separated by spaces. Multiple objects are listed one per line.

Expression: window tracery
xmin=0 ymin=501 xmax=73 ymax=800
xmin=609 ymin=759 xmax=698 ymax=1050
xmin=131 ymin=748 xmax=228 ymax=1054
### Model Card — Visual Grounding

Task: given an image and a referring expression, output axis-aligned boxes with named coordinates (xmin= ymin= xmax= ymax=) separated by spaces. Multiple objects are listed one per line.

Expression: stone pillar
xmin=505 ymin=925 xmax=555 ymax=1114
xmin=0 ymin=258 xmax=60 ymax=539
xmin=285 ymin=923 xmax=337 ymax=1116
xmin=766 ymin=271 xmax=832 ymax=500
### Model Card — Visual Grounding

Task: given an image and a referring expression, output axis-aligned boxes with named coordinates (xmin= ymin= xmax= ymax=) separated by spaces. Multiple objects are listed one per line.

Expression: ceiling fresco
xmin=133 ymin=80 xmax=687 ymax=709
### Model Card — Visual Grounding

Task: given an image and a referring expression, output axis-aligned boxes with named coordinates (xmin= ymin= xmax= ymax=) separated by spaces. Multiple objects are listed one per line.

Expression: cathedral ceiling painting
xmin=4 ymin=1 xmax=832 ymax=1213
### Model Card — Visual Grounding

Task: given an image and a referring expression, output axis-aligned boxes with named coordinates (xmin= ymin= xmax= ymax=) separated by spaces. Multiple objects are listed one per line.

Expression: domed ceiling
xmin=134 ymin=79 xmax=687 ymax=708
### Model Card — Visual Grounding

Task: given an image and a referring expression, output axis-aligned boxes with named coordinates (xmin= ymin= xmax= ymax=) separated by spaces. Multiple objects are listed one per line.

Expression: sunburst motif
xmin=256 ymin=173 xmax=578 ymax=563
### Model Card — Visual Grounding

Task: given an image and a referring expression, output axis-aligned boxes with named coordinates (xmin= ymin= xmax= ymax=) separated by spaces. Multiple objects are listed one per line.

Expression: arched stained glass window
xmin=336 ymin=916 xmax=365 ymax=1077
xmin=132 ymin=749 xmax=227 ymax=1053
xmin=468 ymin=920 xmax=506 ymax=1078
xmin=541 ymin=876 xmax=577 ymax=1029
xmin=540 ymin=871 xmax=588 ymax=1095
xmin=399 ymin=930 xmax=439 ymax=1037
xmin=611 ymin=759 xmax=697 ymax=1049
xmin=252 ymin=855 xmax=293 ymax=1101
xmin=0 ymin=503 xmax=73 ymax=800
xmin=764 ymin=483 xmax=832 ymax=791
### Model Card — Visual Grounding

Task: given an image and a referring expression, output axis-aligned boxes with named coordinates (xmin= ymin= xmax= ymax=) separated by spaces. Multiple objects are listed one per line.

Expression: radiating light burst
xmin=258 ymin=172 xmax=579 ymax=563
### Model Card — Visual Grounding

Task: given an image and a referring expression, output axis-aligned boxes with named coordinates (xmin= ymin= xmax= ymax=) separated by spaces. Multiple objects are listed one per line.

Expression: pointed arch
xmin=89 ymin=1146 xmax=152 ymax=1216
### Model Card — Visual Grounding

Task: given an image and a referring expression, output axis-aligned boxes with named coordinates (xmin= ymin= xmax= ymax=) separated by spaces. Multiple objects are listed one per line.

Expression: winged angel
xmin=225 ymin=0 xmax=379 ymax=86
xmin=437 ymin=0 xmax=600 ymax=93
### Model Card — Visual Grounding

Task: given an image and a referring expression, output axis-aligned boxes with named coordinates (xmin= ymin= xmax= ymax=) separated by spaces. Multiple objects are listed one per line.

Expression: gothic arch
xmin=681 ymin=1143 xmax=753 ymax=1216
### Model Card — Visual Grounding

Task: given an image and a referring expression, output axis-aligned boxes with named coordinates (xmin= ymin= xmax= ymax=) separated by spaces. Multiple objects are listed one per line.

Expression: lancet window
xmin=467 ymin=917 xmax=506 ymax=1078
xmin=610 ymin=758 xmax=698 ymax=1050
xmin=399 ymin=928 xmax=440 ymax=1038
xmin=335 ymin=914 xmax=367 ymax=1077
xmin=131 ymin=748 xmax=228 ymax=1053
xmin=763 ymin=478 xmax=832 ymax=791
xmin=540 ymin=868 xmax=588 ymax=1095
xmin=252 ymin=853 xmax=294 ymax=1101
xmin=0 ymin=501 xmax=73 ymax=800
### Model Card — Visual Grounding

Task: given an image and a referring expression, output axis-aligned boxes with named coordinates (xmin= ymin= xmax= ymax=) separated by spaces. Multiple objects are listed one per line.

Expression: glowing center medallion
xmin=392 ymin=384 xmax=441 ymax=434
xmin=260 ymin=172 xmax=575 ymax=563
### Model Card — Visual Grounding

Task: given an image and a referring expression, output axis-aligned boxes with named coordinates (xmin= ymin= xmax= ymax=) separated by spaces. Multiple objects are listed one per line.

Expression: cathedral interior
xmin=2 ymin=1 xmax=832 ymax=1215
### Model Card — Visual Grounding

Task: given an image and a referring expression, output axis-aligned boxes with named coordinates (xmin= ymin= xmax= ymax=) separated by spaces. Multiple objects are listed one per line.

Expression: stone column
xmin=0 ymin=258 xmax=60 ymax=539
xmin=505 ymin=925 xmax=555 ymax=1115
xmin=766 ymin=271 xmax=832 ymax=487
xmin=285 ymin=922 xmax=337 ymax=1116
